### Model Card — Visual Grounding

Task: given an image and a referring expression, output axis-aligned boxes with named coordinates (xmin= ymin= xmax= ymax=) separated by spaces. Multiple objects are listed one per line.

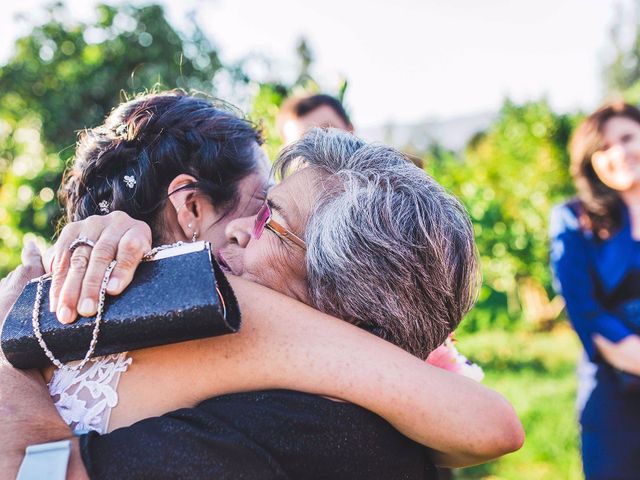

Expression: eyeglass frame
xmin=253 ymin=201 xmax=306 ymax=250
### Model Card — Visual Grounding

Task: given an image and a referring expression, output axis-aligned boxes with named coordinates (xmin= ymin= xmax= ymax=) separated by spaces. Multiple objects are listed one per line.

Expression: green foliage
xmin=295 ymin=38 xmax=314 ymax=86
xmin=428 ymin=100 xmax=578 ymax=332
xmin=249 ymin=82 xmax=290 ymax=160
xmin=454 ymin=328 xmax=582 ymax=479
xmin=248 ymin=39 xmax=349 ymax=162
xmin=0 ymin=2 xmax=234 ymax=276
xmin=604 ymin=0 xmax=640 ymax=100
xmin=602 ymin=0 xmax=640 ymax=105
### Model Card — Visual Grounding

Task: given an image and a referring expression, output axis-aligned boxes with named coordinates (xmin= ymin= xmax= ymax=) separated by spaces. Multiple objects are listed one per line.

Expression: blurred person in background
xmin=277 ymin=92 xmax=427 ymax=169
xmin=277 ymin=93 xmax=354 ymax=145
xmin=550 ymin=102 xmax=640 ymax=479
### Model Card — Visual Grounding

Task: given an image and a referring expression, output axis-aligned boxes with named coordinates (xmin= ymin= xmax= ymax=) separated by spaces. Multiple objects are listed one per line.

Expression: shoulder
xmin=549 ymin=201 xmax=595 ymax=268
xmin=197 ymin=389 xmax=406 ymax=442
xmin=549 ymin=200 xmax=588 ymax=240
xmin=82 ymin=390 xmax=436 ymax=479
xmin=196 ymin=390 xmax=436 ymax=479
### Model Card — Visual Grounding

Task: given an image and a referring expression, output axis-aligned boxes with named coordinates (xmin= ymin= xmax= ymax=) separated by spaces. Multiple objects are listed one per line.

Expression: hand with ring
xmin=48 ymin=211 xmax=152 ymax=324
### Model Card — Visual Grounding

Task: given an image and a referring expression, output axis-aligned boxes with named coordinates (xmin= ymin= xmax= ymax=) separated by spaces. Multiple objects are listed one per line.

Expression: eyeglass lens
xmin=253 ymin=202 xmax=270 ymax=239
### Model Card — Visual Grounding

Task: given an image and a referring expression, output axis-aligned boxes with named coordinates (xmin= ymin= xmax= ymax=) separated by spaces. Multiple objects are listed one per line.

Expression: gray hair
xmin=275 ymin=128 xmax=479 ymax=358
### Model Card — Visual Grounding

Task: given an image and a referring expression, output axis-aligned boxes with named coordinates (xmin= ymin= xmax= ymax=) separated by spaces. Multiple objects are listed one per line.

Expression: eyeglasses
xmin=253 ymin=201 xmax=306 ymax=250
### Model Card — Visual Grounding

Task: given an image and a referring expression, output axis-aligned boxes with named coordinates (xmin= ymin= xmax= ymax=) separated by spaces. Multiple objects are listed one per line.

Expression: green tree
xmin=250 ymin=81 xmax=290 ymax=160
xmin=604 ymin=0 xmax=640 ymax=102
xmin=295 ymin=38 xmax=314 ymax=86
xmin=429 ymin=100 xmax=577 ymax=332
xmin=248 ymin=38 xmax=349 ymax=160
xmin=0 ymin=2 xmax=237 ymax=275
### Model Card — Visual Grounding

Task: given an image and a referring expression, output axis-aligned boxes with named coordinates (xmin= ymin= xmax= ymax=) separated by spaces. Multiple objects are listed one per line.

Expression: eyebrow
xmin=267 ymin=198 xmax=290 ymax=225
xmin=254 ymin=185 xmax=269 ymax=202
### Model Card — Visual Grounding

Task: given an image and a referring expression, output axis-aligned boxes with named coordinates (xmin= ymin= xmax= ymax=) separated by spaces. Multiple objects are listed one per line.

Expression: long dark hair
xmin=569 ymin=101 xmax=640 ymax=239
xmin=59 ymin=91 xmax=263 ymax=243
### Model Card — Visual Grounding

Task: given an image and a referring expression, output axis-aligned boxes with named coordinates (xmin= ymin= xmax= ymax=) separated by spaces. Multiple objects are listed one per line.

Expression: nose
xmin=618 ymin=142 xmax=634 ymax=159
xmin=610 ymin=144 xmax=639 ymax=175
xmin=225 ymin=215 xmax=254 ymax=248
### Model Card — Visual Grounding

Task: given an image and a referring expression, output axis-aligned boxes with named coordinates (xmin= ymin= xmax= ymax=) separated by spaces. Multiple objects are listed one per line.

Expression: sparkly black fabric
xmin=80 ymin=389 xmax=437 ymax=479
xmin=3 ymin=248 xmax=240 ymax=369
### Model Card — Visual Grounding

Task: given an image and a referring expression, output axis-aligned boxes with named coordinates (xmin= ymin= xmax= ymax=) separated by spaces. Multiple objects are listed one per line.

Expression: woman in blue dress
xmin=551 ymin=102 xmax=640 ymax=479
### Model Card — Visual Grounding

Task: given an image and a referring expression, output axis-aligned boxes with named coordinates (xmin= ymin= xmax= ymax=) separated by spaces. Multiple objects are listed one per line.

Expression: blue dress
xmin=550 ymin=201 xmax=640 ymax=479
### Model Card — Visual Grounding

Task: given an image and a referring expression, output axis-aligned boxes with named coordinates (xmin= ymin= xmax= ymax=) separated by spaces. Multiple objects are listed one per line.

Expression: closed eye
xmin=621 ymin=133 xmax=635 ymax=144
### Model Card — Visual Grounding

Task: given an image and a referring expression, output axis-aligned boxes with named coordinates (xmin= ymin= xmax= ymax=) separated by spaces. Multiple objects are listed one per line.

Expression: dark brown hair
xmin=59 ymin=91 xmax=263 ymax=243
xmin=278 ymin=94 xmax=352 ymax=128
xmin=569 ymin=101 xmax=640 ymax=239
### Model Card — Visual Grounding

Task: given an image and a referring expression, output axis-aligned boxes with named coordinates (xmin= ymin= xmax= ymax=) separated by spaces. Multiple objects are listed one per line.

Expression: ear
xmin=167 ymin=174 xmax=201 ymax=239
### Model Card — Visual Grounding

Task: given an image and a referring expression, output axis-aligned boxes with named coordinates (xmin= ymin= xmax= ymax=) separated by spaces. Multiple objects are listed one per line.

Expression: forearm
xmin=0 ymin=363 xmax=88 ymax=479
xmin=107 ymin=276 xmax=522 ymax=465
xmin=191 ymin=276 xmax=524 ymax=466
xmin=269 ymin=322 xmax=522 ymax=466
xmin=594 ymin=333 xmax=640 ymax=375
xmin=552 ymin=226 xmax=634 ymax=360
xmin=355 ymin=362 xmax=523 ymax=467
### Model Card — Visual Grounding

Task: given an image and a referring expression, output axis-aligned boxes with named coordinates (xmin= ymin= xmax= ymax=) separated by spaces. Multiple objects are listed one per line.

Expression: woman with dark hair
xmin=550 ymin=101 xmax=640 ymax=479
xmin=3 ymin=91 xmax=523 ymax=473
xmin=56 ymin=91 xmax=268 ymax=302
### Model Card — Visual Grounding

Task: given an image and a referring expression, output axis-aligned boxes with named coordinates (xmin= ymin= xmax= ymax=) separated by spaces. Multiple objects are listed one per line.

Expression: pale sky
xmin=0 ymin=0 xmax=631 ymax=128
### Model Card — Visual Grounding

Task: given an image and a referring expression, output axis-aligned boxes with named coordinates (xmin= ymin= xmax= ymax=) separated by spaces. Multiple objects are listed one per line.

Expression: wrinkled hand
xmin=49 ymin=212 xmax=152 ymax=325
xmin=0 ymin=242 xmax=45 ymax=363
xmin=593 ymin=334 xmax=640 ymax=376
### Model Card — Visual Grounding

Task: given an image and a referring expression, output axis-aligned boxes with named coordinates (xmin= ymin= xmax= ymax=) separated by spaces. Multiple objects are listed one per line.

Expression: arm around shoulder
xmin=198 ymin=276 xmax=525 ymax=467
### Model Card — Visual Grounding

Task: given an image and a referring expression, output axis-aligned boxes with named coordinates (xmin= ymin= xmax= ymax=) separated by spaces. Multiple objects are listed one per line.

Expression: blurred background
xmin=2 ymin=0 xmax=640 ymax=478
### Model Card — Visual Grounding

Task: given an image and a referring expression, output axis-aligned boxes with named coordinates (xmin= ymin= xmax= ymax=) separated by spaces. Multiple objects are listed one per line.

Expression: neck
xmin=621 ymin=184 xmax=640 ymax=240
xmin=621 ymin=184 xmax=640 ymax=211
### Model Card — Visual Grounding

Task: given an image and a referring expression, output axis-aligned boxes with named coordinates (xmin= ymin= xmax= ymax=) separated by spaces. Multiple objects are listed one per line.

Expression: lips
xmin=216 ymin=251 xmax=233 ymax=273
xmin=216 ymin=250 xmax=235 ymax=275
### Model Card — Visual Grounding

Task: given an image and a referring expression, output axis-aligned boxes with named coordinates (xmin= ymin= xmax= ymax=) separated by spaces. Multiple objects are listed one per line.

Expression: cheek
xmin=600 ymin=162 xmax=636 ymax=191
xmin=241 ymin=240 xmax=307 ymax=300
xmin=242 ymin=241 xmax=284 ymax=286
xmin=203 ymin=220 xmax=232 ymax=251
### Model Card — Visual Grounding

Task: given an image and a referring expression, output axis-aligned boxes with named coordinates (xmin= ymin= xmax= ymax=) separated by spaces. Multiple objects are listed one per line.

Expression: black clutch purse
xmin=1 ymin=241 xmax=240 ymax=369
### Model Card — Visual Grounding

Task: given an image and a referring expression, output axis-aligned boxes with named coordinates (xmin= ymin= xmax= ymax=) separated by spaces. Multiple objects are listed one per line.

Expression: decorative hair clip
xmin=115 ymin=124 xmax=128 ymax=138
xmin=123 ymin=175 xmax=137 ymax=189
xmin=98 ymin=200 xmax=110 ymax=214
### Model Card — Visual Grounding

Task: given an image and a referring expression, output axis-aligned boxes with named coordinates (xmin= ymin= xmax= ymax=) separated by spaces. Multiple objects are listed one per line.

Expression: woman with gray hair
xmin=18 ymin=127 xmax=521 ymax=472
xmin=221 ymin=128 xmax=478 ymax=359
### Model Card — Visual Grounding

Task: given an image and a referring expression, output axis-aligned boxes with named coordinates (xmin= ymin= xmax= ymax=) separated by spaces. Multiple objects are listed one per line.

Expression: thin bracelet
xmin=32 ymin=260 xmax=117 ymax=371
xmin=215 ymin=284 xmax=227 ymax=320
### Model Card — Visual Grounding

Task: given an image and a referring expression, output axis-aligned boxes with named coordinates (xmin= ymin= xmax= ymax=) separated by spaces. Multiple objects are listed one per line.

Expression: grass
xmin=451 ymin=326 xmax=583 ymax=480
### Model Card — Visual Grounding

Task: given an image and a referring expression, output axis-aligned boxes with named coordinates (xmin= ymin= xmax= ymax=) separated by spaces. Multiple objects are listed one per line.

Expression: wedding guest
xmin=551 ymin=101 xmax=640 ymax=479
xmin=277 ymin=93 xmax=353 ymax=145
